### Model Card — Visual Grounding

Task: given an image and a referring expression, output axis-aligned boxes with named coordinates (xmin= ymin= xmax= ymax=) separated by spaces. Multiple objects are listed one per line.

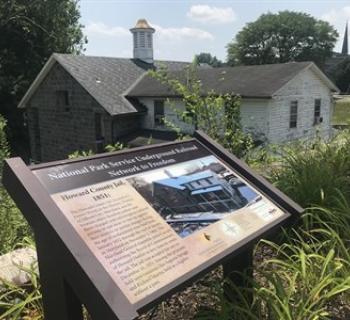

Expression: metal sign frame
xmin=2 ymin=131 xmax=303 ymax=320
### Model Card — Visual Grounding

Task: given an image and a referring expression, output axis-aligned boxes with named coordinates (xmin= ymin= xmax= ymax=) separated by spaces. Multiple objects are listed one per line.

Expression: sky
xmin=79 ymin=0 xmax=350 ymax=62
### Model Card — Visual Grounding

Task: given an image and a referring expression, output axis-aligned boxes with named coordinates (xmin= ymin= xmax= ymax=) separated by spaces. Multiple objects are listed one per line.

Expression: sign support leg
xmin=36 ymin=232 xmax=84 ymax=320
xmin=222 ymin=247 xmax=254 ymax=304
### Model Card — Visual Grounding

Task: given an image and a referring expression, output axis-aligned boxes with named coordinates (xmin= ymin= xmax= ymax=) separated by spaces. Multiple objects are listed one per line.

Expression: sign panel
xmin=32 ymin=140 xmax=289 ymax=305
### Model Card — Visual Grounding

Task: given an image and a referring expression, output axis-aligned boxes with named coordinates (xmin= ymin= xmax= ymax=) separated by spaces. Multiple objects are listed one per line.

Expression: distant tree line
xmin=193 ymin=52 xmax=223 ymax=68
xmin=226 ymin=11 xmax=338 ymax=67
xmin=195 ymin=10 xmax=349 ymax=92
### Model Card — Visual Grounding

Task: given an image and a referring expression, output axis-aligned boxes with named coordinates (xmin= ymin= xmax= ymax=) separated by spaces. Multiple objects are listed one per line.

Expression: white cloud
xmin=84 ymin=21 xmax=213 ymax=41
xmin=83 ymin=21 xmax=214 ymax=61
xmin=154 ymin=24 xmax=214 ymax=40
xmin=321 ymin=6 xmax=350 ymax=24
xmin=84 ymin=22 xmax=129 ymax=37
xmin=187 ymin=5 xmax=236 ymax=24
xmin=320 ymin=6 xmax=350 ymax=52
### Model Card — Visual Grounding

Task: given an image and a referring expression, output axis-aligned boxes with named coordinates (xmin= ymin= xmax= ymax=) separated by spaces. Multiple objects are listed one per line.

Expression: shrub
xmin=68 ymin=142 xmax=127 ymax=159
xmin=271 ymin=132 xmax=350 ymax=208
xmin=149 ymin=65 xmax=253 ymax=158
xmin=0 ymin=115 xmax=32 ymax=254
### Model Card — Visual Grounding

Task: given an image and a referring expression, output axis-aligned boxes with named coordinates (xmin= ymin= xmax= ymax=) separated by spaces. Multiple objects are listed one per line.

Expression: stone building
xmin=20 ymin=19 xmax=339 ymax=162
xmin=20 ymin=20 xmax=187 ymax=162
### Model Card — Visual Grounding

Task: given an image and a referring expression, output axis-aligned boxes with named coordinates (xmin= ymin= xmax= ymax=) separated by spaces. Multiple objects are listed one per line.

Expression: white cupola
xmin=130 ymin=19 xmax=155 ymax=64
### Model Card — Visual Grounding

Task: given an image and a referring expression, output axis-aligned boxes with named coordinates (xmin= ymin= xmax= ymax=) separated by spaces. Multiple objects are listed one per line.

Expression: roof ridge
xmin=53 ymin=53 xmax=189 ymax=64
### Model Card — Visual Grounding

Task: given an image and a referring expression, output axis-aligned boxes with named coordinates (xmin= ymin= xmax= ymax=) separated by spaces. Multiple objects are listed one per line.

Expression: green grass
xmin=333 ymin=97 xmax=350 ymax=126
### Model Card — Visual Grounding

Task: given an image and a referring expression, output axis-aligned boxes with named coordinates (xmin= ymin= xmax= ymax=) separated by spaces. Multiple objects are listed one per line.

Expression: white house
xmin=126 ymin=61 xmax=339 ymax=144
xmin=19 ymin=18 xmax=339 ymax=162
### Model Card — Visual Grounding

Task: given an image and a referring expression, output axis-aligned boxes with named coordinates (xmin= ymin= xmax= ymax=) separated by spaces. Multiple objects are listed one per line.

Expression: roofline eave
xmin=272 ymin=62 xmax=340 ymax=96
xmin=126 ymin=94 xmax=271 ymax=100
xmin=111 ymin=110 xmax=147 ymax=118
xmin=18 ymin=54 xmax=58 ymax=109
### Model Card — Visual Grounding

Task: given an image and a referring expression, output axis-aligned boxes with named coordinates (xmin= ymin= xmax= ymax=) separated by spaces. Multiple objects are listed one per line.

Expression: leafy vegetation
xmin=67 ymin=142 xmax=127 ymax=159
xmin=193 ymin=52 xmax=223 ymax=68
xmin=0 ymin=115 xmax=31 ymax=255
xmin=333 ymin=97 xmax=350 ymax=126
xmin=149 ymin=65 xmax=254 ymax=158
xmin=196 ymin=131 xmax=350 ymax=320
xmin=197 ymin=225 xmax=350 ymax=320
xmin=332 ymin=57 xmax=350 ymax=94
xmin=227 ymin=11 xmax=338 ymax=66
xmin=1 ymin=113 xmax=350 ymax=318
xmin=0 ymin=239 xmax=42 ymax=320
xmin=271 ymin=132 xmax=350 ymax=208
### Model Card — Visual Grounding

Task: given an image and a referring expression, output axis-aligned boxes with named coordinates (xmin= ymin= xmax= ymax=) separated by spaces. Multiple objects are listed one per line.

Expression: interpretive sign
xmin=2 ymin=131 xmax=303 ymax=320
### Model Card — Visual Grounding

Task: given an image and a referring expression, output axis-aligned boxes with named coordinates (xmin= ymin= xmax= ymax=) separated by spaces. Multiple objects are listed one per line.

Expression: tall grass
xmin=0 ymin=264 xmax=42 ymax=320
xmin=197 ymin=221 xmax=350 ymax=320
xmin=271 ymin=131 xmax=350 ymax=208
xmin=198 ymin=131 xmax=350 ymax=320
xmin=0 ymin=239 xmax=42 ymax=320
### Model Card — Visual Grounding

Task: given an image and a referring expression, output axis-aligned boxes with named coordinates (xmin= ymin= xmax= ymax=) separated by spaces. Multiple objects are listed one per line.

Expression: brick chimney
xmin=130 ymin=19 xmax=155 ymax=64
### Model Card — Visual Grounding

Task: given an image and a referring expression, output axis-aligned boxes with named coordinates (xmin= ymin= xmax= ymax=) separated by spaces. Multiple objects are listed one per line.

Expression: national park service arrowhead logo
xmin=203 ymin=232 xmax=211 ymax=241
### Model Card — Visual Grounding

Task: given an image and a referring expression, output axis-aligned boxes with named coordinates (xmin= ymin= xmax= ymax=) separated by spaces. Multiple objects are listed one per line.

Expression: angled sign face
xmin=3 ymin=133 xmax=301 ymax=319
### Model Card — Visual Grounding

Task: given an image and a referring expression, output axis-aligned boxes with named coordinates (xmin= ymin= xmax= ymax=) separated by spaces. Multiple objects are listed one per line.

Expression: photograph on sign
xmin=128 ymin=155 xmax=260 ymax=238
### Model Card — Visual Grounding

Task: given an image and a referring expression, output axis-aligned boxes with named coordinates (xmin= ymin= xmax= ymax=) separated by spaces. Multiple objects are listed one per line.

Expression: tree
xmin=149 ymin=65 xmax=253 ymax=158
xmin=333 ymin=57 xmax=350 ymax=93
xmin=193 ymin=52 xmax=223 ymax=68
xmin=227 ymin=11 xmax=338 ymax=66
xmin=0 ymin=0 xmax=86 ymax=157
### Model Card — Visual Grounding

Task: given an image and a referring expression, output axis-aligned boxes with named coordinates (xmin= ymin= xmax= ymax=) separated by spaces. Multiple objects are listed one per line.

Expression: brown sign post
xmin=2 ymin=131 xmax=302 ymax=320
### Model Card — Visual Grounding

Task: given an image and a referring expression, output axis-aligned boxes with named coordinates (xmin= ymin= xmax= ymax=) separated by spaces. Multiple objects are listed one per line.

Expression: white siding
xmin=139 ymin=98 xmax=194 ymax=134
xmin=138 ymin=67 xmax=334 ymax=144
xmin=139 ymin=97 xmax=269 ymax=139
xmin=240 ymin=100 xmax=269 ymax=141
xmin=268 ymin=68 xmax=333 ymax=143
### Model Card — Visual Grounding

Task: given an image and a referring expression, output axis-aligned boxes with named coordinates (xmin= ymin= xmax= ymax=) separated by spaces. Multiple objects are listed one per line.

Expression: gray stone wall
xmin=27 ymin=63 xmax=112 ymax=162
xmin=112 ymin=116 xmax=141 ymax=140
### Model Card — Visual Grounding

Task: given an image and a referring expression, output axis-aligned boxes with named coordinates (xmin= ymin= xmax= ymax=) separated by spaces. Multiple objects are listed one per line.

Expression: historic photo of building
xmin=128 ymin=156 xmax=260 ymax=237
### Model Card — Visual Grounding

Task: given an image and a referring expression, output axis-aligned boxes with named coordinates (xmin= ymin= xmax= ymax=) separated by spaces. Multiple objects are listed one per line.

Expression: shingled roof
xmin=19 ymin=53 xmax=189 ymax=115
xmin=127 ymin=61 xmax=338 ymax=98
xmin=20 ymin=56 xmax=338 ymax=115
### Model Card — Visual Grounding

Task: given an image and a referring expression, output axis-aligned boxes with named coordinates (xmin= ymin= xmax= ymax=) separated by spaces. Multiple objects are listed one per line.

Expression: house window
xmin=314 ymin=99 xmax=322 ymax=125
xmin=154 ymin=100 xmax=165 ymax=126
xmin=56 ymin=90 xmax=70 ymax=111
xmin=289 ymin=101 xmax=298 ymax=128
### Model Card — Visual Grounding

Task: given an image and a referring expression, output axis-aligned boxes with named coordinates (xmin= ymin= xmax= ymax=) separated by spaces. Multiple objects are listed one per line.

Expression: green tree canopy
xmin=333 ymin=57 xmax=350 ymax=93
xmin=0 ymin=0 xmax=86 ymax=157
xmin=193 ymin=52 xmax=223 ymax=68
xmin=227 ymin=11 xmax=338 ymax=66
